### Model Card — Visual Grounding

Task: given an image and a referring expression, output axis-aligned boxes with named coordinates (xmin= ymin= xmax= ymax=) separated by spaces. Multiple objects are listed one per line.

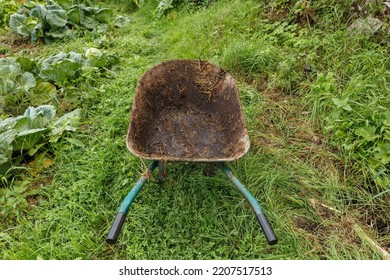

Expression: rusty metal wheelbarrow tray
xmin=127 ymin=59 xmax=250 ymax=162
xmin=106 ymin=60 xmax=277 ymax=245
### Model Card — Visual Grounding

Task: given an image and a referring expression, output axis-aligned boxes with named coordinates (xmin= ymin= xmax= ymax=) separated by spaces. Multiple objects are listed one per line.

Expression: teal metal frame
xmin=221 ymin=163 xmax=277 ymax=245
xmin=107 ymin=161 xmax=277 ymax=245
xmin=106 ymin=161 xmax=159 ymax=244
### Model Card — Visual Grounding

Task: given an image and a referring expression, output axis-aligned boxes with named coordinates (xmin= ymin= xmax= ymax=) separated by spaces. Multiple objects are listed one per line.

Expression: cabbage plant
xmin=0 ymin=105 xmax=79 ymax=184
xmin=0 ymin=57 xmax=57 ymax=114
xmin=8 ymin=0 xmax=117 ymax=43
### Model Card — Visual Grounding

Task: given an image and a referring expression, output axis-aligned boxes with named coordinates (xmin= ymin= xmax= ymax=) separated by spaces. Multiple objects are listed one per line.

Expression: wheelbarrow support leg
xmin=106 ymin=160 xmax=159 ymax=244
xmin=158 ymin=161 xmax=167 ymax=184
xmin=221 ymin=163 xmax=278 ymax=245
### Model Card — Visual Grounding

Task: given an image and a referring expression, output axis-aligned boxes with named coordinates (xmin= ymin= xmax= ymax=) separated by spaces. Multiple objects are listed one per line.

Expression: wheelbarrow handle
xmin=221 ymin=163 xmax=278 ymax=245
xmin=106 ymin=212 xmax=126 ymax=244
xmin=257 ymin=214 xmax=278 ymax=245
xmin=106 ymin=160 xmax=159 ymax=244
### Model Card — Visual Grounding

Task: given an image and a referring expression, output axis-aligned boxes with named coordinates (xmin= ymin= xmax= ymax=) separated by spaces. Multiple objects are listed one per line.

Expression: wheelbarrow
xmin=106 ymin=60 xmax=278 ymax=245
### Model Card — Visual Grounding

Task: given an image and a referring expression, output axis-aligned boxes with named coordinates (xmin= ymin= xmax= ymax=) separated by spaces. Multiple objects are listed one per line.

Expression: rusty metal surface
xmin=127 ymin=60 xmax=250 ymax=162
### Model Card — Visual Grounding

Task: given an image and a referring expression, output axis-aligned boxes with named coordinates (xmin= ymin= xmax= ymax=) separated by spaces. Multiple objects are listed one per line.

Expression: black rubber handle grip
xmin=257 ymin=214 xmax=278 ymax=245
xmin=106 ymin=212 xmax=126 ymax=244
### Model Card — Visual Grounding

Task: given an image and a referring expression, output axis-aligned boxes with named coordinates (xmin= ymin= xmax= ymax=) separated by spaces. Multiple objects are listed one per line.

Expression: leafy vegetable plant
xmin=9 ymin=1 xmax=71 ymax=43
xmin=155 ymin=0 xmax=174 ymax=18
xmin=8 ymin=0 xmax=126 ymax=43
xmin=0 ymin=49 xmax=118 ymax=114
xmin=0 ymin=105 xmax=79 ymax=186
xmin=38 ymin=48 xmax=119 ymax=87
xmin=0 ymin=57 xmax=57 ymax=114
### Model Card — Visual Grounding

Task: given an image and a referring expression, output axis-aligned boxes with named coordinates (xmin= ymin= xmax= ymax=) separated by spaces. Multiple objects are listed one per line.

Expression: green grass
xmin=0 ymin=0 xmax=389 ymax=259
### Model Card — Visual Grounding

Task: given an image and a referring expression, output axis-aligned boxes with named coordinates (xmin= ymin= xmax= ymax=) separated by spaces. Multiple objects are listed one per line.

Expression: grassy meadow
xmin=0 ymin=0 xmax=389 ymax=259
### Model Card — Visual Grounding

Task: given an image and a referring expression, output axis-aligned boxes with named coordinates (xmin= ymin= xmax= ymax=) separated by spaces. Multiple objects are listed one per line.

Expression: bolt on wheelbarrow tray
xmin=106 ymin=60 xmax=277 ymax=245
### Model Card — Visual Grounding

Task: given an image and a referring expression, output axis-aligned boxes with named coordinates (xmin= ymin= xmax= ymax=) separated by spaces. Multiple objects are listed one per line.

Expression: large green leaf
xmin=40 ymin=60 xmax=81 ymax=85
xmin=28 ymin=81 xmax=57 ymax=106
xmin=7 ymin=105 xmax=56 ymax=151
xmin=46 ymin=4 xmax=68 ymax=28
xmin=23 ymin=107 xmax=37 ymax=120
xmin=30 ymin=4 xmax=47 ymax=21
xmin=13 ymin=128 xmax=48 ymax=151
xmin=80 ymin=14 xmax=97 ymax=29
xmin=12 ymin=116 xmax=30 ymax=132
xmin=22 ymin=105 xmax=55 ymax=122
xmin=0 ymin=129 xmax=17 ymax=144
xmin=86 ymin=56 xmax=106 ymax=68
xmin=20 ymin=72 xmax=36 ymax=91
xmin=67 ymin=6 xmax=81 ymax=25
xmin=67 ymin=51 xmax=83 ymax=63
xmin=82 ymin=6 xmax=100 ymax=15
xmin=0 ymin=58 xmax=23 ymax=98
xmin=16 ymin=57 xmax=36 ymax=72
xmin=9 ymin=14 xmax=30 ymax=37
xmin=50 ymin=109 xmax=80 ymax=142
xmin=31 ymin=22 xmax=44 ymax=42
xmin=0 ymin=78 xmax=16 ymax=92
xmin=21 ymin=105 xmax=56 ymax=133
xmin=94 ymin=8 xmax=113 ymax=23
xmin=0 ymin=104 xmax=79 ymax=178
xmin=52 ymin=109 xmax=80 ymax=130
xmin=0 ymin=57 xmax=21 ymax=78
xmin=0 ymin=116 xmax=23 ymax=132
xmin=45 ymin=25 xmax=70 ymax=39
xmin=0 ymin=64 xmax=19 ymax=79
xmin=39 ymin=52 xmax=66 ymax=65
xmin=56 ymin=0 xmax=75 ymax=10
xmin=0 ymin=57 xmax=18 ymax=68
xmin=39 ymin=53 xmax=82 ymax=86
xmin=0 ymin=130 xmax=17 ymax=165
xmin=34 ymin=105 xmax=56 ymax=121
xmin=156 ymin=0 xmax=174 ymax=18
xmin=105 ymin=54 xmax=120 ymax=67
